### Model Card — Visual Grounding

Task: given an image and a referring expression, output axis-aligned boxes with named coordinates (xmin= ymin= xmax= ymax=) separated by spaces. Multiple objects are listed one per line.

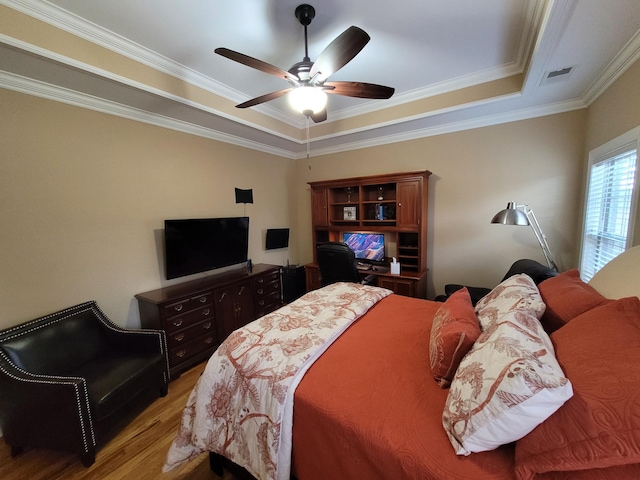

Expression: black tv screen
xmin=164 ymin=217 xmax=249 ymax=279
xmin=265 ymin=228 xmax=289 ymax=250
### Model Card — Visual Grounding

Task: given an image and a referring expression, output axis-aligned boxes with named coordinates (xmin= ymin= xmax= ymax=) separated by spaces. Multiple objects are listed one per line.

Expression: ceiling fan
xmin=215 ymin=4 xmax=395 ymax=123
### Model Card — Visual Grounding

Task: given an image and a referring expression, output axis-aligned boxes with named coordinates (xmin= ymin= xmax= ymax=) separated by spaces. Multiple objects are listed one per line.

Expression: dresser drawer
xmin=255 ymin=291 xmax=282 ymax=318
xmin=169 ymin=333 xmax=217 ymax=365
xmin=163 ymin=298 xmax=191 ymax=318
xmin=191 ymin=291 xmax=213 ymax=306
xmin=166 ymin=318 xmax=216 ymax=347
xmin=164 ymin=305 xmax=214 ymax=333
xmin=254 ymin=277 xmax=281 ymax=297
xmin=254 ymin=271 xmax=280 ymax=288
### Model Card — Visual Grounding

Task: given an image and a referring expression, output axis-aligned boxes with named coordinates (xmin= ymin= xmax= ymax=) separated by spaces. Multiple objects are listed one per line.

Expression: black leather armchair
xmin=317 ymin=242 xmax=376 ymax=287
xmin=436 ymin=259 xmax=558 ymax=305
xmin=0 ymin=301 xmax=169 ymax=466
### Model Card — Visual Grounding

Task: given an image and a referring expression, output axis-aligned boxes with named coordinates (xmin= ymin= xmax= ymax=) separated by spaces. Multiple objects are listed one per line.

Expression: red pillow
xmin=538 ymin=269 xmax=609 ymax=333
xmin=429 ymin=288 xmax=481 ymax=388
xmin=515 ymin=296 xmax=640 ymax=479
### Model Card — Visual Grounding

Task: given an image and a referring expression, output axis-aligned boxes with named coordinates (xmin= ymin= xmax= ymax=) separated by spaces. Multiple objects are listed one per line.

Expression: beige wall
xmin=0 ymin=89 xmax=297 ymax=329
xmin=2 ymin=57 xmax=638 ymax=329
xmin=294 ymin=111 xmax=587 ymax=298
xmin=584 ymin=60 xmax=640 ymax=246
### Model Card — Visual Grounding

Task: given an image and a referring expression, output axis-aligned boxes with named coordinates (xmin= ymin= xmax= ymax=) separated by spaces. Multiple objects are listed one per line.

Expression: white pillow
xmin=474 ymin=274 xmax=546 ymax=329
xmin=443 ymin=283 xmax=573 ymax=455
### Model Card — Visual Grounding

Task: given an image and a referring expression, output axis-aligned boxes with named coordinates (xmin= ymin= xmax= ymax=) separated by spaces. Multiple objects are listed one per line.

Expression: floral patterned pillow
xmin=443 ymin=286 xmax=573 ymax=455
xmin=475 ymin=274 xmax=546 ymax=329
xmin=429 ymin=288 xmax=481 ymax=388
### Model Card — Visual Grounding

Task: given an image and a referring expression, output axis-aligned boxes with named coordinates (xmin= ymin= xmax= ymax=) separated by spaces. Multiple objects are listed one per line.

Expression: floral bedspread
xmin=163 ymin=282 xmax=392 ymax=480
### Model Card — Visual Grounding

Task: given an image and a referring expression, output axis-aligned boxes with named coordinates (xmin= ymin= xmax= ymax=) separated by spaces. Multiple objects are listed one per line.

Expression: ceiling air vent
xmin=540 ymin=66 xmax=574 ymax=86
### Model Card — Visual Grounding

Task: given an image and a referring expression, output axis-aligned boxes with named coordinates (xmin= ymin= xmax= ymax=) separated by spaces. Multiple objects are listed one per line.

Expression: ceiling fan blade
xmin=309 ymin=26 xmax=370 ymax=82
xmin=215 ymin=48 xmax=299 ymax=83
xmin=310 ymin=109 xmax=327 ymax=123
xmin=323 ymin=81 xmax=395 ymax=99
xmin=236 ymin=88 xmax=292 ymax=109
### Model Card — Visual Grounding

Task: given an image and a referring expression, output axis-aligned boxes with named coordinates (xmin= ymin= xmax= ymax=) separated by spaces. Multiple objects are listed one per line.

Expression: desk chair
xmin=317 ymin=242 xmax=376 ymax=287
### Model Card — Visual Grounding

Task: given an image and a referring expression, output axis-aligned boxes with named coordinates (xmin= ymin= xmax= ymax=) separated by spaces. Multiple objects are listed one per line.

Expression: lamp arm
xmin=522 ymin=205 xmax=559 ymax=271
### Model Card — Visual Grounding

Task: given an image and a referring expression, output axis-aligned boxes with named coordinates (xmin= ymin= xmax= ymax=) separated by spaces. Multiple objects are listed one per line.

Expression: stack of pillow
xmin=429 ymin=270 xmax=640 ymax=479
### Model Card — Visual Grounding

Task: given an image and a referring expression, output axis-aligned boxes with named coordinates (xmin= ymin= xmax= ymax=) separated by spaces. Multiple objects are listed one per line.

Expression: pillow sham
xmin=537 ymin=269 xmax=609 ymax=333
xmin=515 ymin=296 xmax=640 ymax=480
xmin=475 ymin=274 xmax=546 ymax=329
xmin=443 ymin=293 xmax=572 ymax=456
xmin=429 ymin=288 xmax=481 ymax=388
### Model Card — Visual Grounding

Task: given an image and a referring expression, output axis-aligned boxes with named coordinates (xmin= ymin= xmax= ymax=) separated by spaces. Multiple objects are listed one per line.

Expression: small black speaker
xmin=235 ymin=188 xmax=254 ymax=204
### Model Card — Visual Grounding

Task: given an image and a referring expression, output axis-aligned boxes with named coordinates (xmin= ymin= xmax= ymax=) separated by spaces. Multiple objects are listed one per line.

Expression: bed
xmin=164 ymin=245 xmax=640 ymax=480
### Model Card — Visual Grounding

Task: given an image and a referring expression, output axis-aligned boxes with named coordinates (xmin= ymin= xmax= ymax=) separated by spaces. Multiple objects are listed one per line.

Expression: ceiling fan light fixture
xmin=288 ymin=86 xmax=327 ymax=115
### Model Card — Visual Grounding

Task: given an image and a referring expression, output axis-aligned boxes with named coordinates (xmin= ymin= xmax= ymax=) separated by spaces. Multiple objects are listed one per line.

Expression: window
xmin=579 ymin=128 xmax=639 ymax=281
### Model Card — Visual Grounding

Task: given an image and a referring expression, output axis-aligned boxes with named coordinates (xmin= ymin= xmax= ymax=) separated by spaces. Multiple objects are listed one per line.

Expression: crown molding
xmin=0 ymin=0 xmax=300 ymax=126
xmin=581 ymin=29 xmax=640 ymax=106
xmin=302 ymin=98 xmax=586 ymax=159
xmin=1 ymin=0 xmax=546 ymax=130
xmin=0 ymin=70 xmax=298 ymax=159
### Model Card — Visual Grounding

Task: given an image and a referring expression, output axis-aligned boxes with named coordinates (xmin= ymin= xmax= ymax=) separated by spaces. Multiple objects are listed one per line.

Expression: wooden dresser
xmin=135 ymin=264 xmax=282 ymax=379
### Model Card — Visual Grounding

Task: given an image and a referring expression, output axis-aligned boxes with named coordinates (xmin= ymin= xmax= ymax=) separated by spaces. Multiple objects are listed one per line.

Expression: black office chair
xmin=317 ymin=242 xmax=376 ymax=287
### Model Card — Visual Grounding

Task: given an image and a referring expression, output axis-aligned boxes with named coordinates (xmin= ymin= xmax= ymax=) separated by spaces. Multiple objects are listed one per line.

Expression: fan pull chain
xmin=306 ymin=116 xmax=311 ymax=170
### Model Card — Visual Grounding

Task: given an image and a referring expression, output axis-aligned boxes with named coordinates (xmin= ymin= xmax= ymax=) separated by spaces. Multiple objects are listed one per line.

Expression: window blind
xmin=580 ymin=149 xmax=637 ymax=281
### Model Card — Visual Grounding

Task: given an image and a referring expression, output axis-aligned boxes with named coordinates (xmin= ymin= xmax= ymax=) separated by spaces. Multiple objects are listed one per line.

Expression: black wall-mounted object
xmin=235 ymin=188 xmax=254 ymax=204
xmin=266 ymin=228 xmax=290 ymax=250
xmin=164 ymin=217 xmax=249 ymax=279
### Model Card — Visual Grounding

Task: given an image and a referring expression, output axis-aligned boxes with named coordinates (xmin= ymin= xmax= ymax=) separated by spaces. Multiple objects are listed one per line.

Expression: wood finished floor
xmin=0 ymin=362 xmax=238 ymax=480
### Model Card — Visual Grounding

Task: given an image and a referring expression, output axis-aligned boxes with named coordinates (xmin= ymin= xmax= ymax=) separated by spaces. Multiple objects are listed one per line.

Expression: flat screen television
xmin=343 ymin=232 xmax=385 ymax=263
xmin=164 ymin=217 xmax=249 ymax=280
xmin=265 ymin=228 xmax=290 ymax=250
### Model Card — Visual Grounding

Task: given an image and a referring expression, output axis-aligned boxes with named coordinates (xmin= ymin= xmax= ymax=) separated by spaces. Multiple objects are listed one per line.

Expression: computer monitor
xmin=343 ymin=232 xmax=385 ymax=262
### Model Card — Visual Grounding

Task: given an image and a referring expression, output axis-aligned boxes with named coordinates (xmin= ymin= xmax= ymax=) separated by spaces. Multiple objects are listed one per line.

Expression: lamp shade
xmin=288 ymin=86 xmax=327 ymax=115
xmin=491 ymin=202 xmax=529 ymax=225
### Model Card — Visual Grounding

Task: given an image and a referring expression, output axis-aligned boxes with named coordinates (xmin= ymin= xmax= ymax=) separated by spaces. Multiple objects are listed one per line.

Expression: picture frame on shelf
xmin=343 ymin=206 xmax=357 ymax=220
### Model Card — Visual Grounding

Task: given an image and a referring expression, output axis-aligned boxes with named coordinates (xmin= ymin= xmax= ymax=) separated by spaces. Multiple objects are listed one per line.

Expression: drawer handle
xmin=174 ymin=333 xmax=185 ymax=342
xmin=173 ymin=319 xmax=183 ymax=328
xmin=176 ymin=349 xmax=186 ymax=358
xmin=203 ymin=322 xmax=212 ymax=330
xmin=258 ymin=278 xmax=264 ymax=283
xmin=199 ymin=296 xmax=207 ymax=303
xmin=257 ymin=288 xmax=264 ymax=295
xmin=204 ymin=337 xmax=214 ymax=344
xmin=259 ymin=300 xmax=265 ymax=306
xmin=202 ymin=308 xmax=211 ymax=316
xmin=174 ymin=304 xmax=183 ymax=312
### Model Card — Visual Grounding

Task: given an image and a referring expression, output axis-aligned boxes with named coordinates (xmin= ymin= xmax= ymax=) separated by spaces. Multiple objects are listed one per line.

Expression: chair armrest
xmin=0 ymin=356 xmax=95 ymax=454
xmin=93 ymin=307 xmax=167 ymax=355
xmin=102 ymin=322 xmax=167 ymax=354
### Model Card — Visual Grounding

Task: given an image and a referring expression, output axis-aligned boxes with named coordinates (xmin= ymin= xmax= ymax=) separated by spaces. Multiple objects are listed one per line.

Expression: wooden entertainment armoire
xmin=305 ymin=170 xmax=431 ymax=298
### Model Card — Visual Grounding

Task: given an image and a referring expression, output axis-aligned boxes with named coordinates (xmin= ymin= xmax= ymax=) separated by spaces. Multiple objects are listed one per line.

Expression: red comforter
xmin=292 ymin=294 xmax=516 ymax=480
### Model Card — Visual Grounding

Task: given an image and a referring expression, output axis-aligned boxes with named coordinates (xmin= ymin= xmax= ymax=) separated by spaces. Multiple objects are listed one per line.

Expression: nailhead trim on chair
xmin=0 ymin=300 xmax=170 ymax=454
xmin=0 ymin=349 xmax=96 ymax=452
